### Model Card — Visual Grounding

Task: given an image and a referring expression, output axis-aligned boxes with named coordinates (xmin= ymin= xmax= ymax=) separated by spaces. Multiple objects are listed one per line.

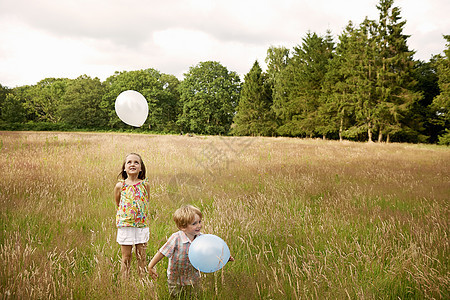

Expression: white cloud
xmin=0 ymin=0 xmax=449 ymax=87
xmin=153 ymin=29 xmax=213 ymax=57
xmin=0 ymin=17 xmax=101 ymax=85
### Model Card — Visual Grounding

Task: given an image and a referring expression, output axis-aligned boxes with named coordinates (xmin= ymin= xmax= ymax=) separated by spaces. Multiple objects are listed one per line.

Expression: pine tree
xmin=348 ymin=18 xmax=379 ymax=142
xmin=232 ymin=61 xmax=276 ymax=136
xmin=374 ymin=0 xmax=421 ymax=142
xmin=431 ymin=35 xmax=450 ymax=145
xmin=412 ymin=60 xmax=440 ymax=143
xmin=321 ymin=23 xmax=359 ymax=141
xmin=274 ymin=32 xmax=333 ymax=137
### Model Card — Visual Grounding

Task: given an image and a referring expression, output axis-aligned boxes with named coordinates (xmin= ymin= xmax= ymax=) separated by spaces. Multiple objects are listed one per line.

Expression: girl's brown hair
xmin=118 ymin=153 xmax=146 ymax=180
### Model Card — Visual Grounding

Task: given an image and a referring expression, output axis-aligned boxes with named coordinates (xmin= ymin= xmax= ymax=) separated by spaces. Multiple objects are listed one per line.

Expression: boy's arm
xmin=148 ymin=251 xmax=165 ymax=280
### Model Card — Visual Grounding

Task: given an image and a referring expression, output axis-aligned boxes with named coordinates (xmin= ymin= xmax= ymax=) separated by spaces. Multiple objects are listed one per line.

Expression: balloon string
xmin=216 ymin=246 xmax=226 ymax=267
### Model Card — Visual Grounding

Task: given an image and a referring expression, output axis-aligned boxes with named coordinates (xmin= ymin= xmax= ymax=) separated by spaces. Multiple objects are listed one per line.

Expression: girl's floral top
xmin=116 ymin=178 xmax=149 ymax=228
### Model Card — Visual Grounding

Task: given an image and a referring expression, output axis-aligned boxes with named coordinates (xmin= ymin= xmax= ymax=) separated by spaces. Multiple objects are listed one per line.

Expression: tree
xmin=431 ymin=35 xmax=450 ymax=145
xmin=8 ymin=78 xmax=68 ymax=123
xmin=59 ymin=75 xmax=106 ymax=128
xmin=274 ymin=32 xmax=334 ymax=137
xmin=311 ymin=31 xmax=338 ymax=139
xmin=265 ymin=46 xmax=290 ymax=98
xmin=0 ymin=84 xmax=9 ymax=120
xmin=344 ymin=18 xmax=379 ymax=142
xmin=1 ymin=93 xmax=27 ymax=123
xmin=374 ymin=0 xmax=421 ymax=142
xmin=102 ymin=69 xmax=159 ymax=128
xmin=178 ymin=61 xmax=241 ymax=135
xmin=7 ymin=85 xmax=37 ymax=122
xmin=410 ymin=60 xmax=440 ymax=142
xmin=102 ymin=69 xmax=180 ymax=131
xmin=232 ymin=61 xmax=276 ymax=136
xmin=25 ymin=78 xmax=69 ymax=123
xmin=321 ymin=23 xmax=359 ymax=141
xmin=153 ymin=73 xmax=181 ymax=132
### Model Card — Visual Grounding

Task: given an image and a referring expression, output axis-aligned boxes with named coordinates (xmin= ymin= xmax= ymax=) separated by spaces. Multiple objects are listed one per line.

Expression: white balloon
xmin=115 ymin=90 xmax=149 ymax=127
xmin=188 ymin=234 xmax=231 ymax=273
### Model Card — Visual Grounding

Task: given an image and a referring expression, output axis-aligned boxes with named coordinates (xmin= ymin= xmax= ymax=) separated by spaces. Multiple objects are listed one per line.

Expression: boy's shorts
xmin=117 ymin=227 xmax=149 ymax=245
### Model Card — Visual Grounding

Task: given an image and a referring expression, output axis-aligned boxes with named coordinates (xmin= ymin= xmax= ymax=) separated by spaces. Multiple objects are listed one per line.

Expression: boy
xmin=147 ymin=205 xmax=204 ymax=297
xmin=148 ymin=204 xmax=233 ymax=297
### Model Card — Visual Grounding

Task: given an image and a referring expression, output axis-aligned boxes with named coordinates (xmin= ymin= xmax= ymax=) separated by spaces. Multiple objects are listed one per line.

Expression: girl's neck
xmin=125 ymin=174 xmax=141 ymax=185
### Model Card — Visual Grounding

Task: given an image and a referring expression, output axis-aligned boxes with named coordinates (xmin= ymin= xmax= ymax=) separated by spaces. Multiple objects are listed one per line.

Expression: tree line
xmin=0 ymin=0 xmax=448 ymax=144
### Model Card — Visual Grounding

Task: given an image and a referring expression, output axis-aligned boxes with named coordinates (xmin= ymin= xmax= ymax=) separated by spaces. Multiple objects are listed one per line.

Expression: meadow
xmin=0 ymin=131 xmax=448 ymax=299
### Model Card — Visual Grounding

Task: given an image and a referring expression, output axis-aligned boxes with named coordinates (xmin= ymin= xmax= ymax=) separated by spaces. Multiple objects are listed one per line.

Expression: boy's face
xmin=181 ymin=213 xmax=202 ymax=239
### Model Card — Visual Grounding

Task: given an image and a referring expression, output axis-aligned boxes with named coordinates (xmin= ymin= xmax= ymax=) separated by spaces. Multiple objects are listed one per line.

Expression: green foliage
xmin=321 ymin=23 xmax=360 ymax=141
xmin=431 ymin=35 xmax=450 ymax=143
xmin=232 ymin=61 xmax=276 ymax=136
xmin=374 ymin=0 xmax=422 ymax=142
xmin=265 ymin=46 xmax=290 ymax=90
xmin=30 ymin=78 xmax=69 ymax=123
xmin=102 ymin=69 xmax=180 ymax=132
xmin=273 ymin=32 xmax=334 ymax=137
xmin=155 ymin=73 xmax=181 ymax=132
xmin=4 ymin=85 xmax=38 ymax=122
xmin=349 ymin=18 xmax=379 ymax=142
xmin=413 ymin=60 xmax=441 ymax=142
xmin=0 ymin=0 xmax=447 ymax=144
xmin=0 ymin=84 xmax=9 ymax=119
xmin=178 ymin=61 xmax=241 ymax=135
xmin=1 ymin=93 xmax=27 ymax=123
xmin=0 ymin=121 xmax=71 ymax=131
xmin=59 ymin=75 xmax=106 ymax=128
xmin=437 ymin=129 xmax=450 ymax=145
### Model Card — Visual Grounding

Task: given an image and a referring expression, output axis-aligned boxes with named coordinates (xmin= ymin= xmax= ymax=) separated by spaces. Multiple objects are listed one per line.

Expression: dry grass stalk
xmin=0 ymin=132 xmax=448 ymax=299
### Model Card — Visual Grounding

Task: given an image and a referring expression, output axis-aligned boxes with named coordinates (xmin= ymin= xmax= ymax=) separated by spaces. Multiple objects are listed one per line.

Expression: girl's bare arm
xmin=114 ymin=182 xmax=122 ymax=207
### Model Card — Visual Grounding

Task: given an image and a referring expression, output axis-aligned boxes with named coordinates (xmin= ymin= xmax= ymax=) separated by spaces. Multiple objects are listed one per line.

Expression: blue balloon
xmin=188 ymin=234 xmax=230 ymax=273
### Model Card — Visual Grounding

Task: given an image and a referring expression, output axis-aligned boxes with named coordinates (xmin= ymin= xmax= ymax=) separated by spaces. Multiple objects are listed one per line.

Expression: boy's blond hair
xmin=173 ymin=205 xmax=202 ymax=229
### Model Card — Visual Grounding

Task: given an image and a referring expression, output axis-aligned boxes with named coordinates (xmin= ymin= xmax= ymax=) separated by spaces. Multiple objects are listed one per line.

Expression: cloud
xmin=0 ymin=16 xmax=102 ymax=84
xmin=0 ymin=0 xmax=449 ymax=87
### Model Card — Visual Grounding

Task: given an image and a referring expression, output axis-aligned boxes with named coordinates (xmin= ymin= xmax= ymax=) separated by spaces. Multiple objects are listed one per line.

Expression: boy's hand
xmin=148 ymin=266 xmax=158 ymax=280
xmin=228 ymin=256 xmax=235 ymax=262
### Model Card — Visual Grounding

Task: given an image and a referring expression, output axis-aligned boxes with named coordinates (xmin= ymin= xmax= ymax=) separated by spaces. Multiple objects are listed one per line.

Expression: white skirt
xmin=117 ymin=227 xmax=149 ymax=245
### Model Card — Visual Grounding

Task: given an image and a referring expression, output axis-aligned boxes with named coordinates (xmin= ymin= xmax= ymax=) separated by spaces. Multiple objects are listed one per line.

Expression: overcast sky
xmin=1 ymin=0 xmax=449 ymax=88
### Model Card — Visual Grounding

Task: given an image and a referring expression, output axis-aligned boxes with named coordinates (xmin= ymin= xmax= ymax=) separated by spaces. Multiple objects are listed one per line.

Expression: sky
xmin=0 ymin=0 xmax=449 ymax=88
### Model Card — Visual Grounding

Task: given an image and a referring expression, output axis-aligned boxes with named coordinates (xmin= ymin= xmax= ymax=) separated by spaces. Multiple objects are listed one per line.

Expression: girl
xmin=114 ymin=153 xmax=150 ymax=279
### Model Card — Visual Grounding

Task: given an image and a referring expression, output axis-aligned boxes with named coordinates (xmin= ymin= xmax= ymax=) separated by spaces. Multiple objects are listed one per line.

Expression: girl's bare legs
xmin=135 ymin=243 xmax=147 ymax=276
xmin=120 ymin=245 xmax=133 ymax=280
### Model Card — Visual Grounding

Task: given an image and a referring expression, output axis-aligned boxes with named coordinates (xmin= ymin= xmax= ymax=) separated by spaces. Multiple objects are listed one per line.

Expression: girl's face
xmin=181 ymin=214 xmax=202 ymax=240
xmin=124 ymin=154 xmax=142 ymax=176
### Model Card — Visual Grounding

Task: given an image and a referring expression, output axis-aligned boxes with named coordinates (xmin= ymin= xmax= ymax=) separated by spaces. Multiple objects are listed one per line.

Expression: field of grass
xmin=0 ymin=131 xmax=448 ymax=299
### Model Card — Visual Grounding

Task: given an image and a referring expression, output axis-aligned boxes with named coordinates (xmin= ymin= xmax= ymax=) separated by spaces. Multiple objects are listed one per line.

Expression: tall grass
xmin=0 ymin=131 xmax=448 ymax=299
